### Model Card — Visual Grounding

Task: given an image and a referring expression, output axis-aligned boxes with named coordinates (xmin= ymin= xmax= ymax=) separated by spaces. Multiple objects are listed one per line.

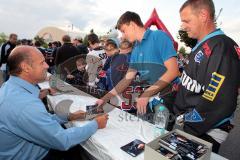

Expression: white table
xmin=38 ymin=80 xmax=228 ymax=160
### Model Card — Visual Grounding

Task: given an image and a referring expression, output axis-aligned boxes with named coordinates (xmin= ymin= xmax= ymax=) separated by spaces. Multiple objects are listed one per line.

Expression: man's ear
xmin=20 ymin=62 xmax=31 ymax=73
xmin=199 ymin=8 xmax=209 ymax=23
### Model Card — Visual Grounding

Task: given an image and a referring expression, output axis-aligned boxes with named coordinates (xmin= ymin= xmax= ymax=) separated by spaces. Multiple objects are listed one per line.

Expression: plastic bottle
xmin=153 ymin=105 xmax=168 ymax=138
xmin=49 ymin=75 xmax=57 ymax=89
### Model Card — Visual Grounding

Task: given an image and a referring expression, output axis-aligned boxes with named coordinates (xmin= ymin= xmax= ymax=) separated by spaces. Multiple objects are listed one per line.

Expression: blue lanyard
xmin=192 ymin=29 xmax=225 ymax=52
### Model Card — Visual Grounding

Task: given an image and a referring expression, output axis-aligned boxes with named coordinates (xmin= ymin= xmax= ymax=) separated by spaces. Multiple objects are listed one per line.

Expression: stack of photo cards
xmin=85 ymin=104 xmax=104 ymax=120
xmin=157 ymin=132 xmax=208 ymax=160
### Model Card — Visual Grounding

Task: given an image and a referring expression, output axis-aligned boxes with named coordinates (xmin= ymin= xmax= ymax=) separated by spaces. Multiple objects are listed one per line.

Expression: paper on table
xmin=52 ymin=94 xmax=107 ymax=120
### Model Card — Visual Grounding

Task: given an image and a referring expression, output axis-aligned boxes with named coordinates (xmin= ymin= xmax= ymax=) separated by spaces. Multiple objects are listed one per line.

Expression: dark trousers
xmin=42 ymin=145 xmax=95 ymax=160
xmin=3 ymin=69 xmax=9 ymax=82
xmin=161 ymin=91 xmax=177 ymax=131
xmin=199 ymin=134 xmax=220 ymax=153
xmin=199 ymin=121 xmax=233 ymax=153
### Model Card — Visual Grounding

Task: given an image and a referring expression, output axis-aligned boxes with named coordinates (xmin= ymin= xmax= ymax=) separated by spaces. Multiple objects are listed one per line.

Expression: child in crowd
xmin=102 ymin=39 xmax=137 ymax=112
xmin=119 ymin=39 xmax=133 ymax=56
xmin=97 ymin=39 xmax=119 ymax=90
xmin=98 ymin=39 xmax=133 ymax=91
xmin=110 ymin=40 xmax=133 ymax=89
xmin=66 ymin=57 xmax=88 ymax=86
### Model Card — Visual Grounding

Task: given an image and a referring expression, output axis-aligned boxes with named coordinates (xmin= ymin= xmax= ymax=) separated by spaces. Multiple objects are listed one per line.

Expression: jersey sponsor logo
xmin=202 ymin=72 xmax=225 ymax=101
xmin=234 ymin=45 xmax=240 ymax=59
xmin=181 ymin=71 xmax=205 ymax=93
xmin=194 ymin=50 xmax=204 ymax=63
xmin=202 ymin=42 xmax=212 ymax=57
xmin=184 ymin=109 xmax=203 ymax=122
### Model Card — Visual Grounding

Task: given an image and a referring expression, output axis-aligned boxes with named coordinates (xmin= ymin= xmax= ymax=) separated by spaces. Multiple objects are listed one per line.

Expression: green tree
xmin=177 ymin=30 xmax=197 ymax=49
xmin=178 ymin=46 xmax=187 ymax=56
xmin=0 ymin=32 xmax=7 ymax=45
xmin=34 ymin=36 xmax=47 ymax=48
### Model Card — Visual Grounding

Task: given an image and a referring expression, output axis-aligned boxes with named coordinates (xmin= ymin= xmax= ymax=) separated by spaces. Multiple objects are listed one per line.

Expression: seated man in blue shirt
xmin=96 ymin=11 xmax=179 ymax=115
xmin=0 ymin=46 xmax=108 ymax=160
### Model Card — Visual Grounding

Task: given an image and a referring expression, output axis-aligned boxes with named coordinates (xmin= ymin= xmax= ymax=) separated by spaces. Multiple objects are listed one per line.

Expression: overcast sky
xmin=0 ymin=0 xmax=239 ymax=45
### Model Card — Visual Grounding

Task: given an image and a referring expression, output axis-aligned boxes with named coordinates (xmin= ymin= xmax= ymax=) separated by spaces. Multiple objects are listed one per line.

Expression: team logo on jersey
xmin=184 ymin=109 xmax=203 ymax=122
xmin=194 ymin=50 xmax=204 ymax=63
xmin=202 ymin=42 xmax=212 ymax=57
xmin=202 ymin=72 xmax=225 ymax=101
xmin=234 ymin=45 xmax=240 ymax=59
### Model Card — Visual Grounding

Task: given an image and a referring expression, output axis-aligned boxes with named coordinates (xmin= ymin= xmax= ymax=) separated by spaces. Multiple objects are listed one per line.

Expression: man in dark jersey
xmin=174 ymin=0 xmax=240 ymax=153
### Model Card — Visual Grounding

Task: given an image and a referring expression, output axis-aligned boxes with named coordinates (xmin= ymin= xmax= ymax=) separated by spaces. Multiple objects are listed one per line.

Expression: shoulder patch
xmin=202 ymin=72 xmax=225 ymax=101
xmin=202 ymin=42 xmax=212 ymax=57
xmin=234 ymin=45 xmax=240 ymax=59
xmin=194 ymin=50 xmax=204 ymax=63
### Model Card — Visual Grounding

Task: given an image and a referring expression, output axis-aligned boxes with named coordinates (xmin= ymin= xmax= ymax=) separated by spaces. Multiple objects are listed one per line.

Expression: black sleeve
xmin=184 ymin=40 xmax=240 ymax=136
xmin=83 ymin=46 xmax=89 ymax=54
xmin=0 ymin=45 xmax=3 ymax=66
xmin=80 ymin=45 xmax=89 ymax=54
xmin=54 ymin=48 xmax=60 ymax=66
xmin=0 ymin=44 xmax=6 ymax=65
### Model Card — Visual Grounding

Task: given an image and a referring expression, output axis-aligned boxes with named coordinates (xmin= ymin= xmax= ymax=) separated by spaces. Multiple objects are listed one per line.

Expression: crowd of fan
xmin=1 ymin=1 xmax=240 ymax=158
xmin=0 ymin=33 xmax=189 ymax=98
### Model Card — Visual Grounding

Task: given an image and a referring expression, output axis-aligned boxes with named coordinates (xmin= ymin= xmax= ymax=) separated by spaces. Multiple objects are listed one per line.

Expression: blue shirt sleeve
xmin=51 ymin=114 xmax=68 ymax=124
xmin=156 ymin=31 xmax=177 ymax=62
xmin=15 ymin=101 xmax=98 ymax=151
